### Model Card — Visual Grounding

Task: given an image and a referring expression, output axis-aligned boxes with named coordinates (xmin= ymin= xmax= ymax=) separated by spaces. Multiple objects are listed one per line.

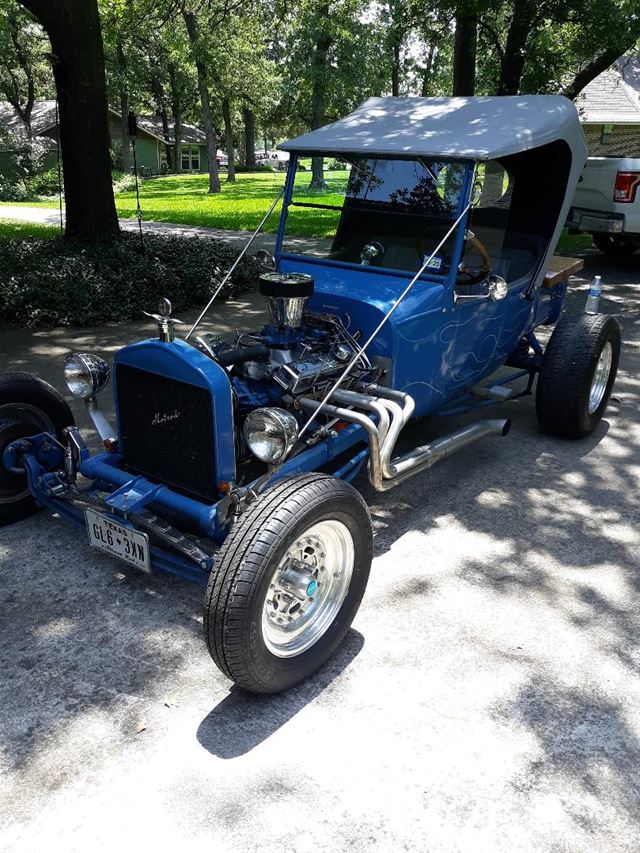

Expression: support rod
xmin=295 ymin=201 xmax=472 ymax=442
xmin=186 ymin=187 xmax=285 ymax=340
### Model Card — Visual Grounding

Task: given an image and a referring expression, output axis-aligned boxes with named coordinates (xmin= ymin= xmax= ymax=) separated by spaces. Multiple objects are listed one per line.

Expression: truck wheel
xmin=592 ymin=233 xmax=640 ymax=260
xmin=536 ymin=314 xmax=620 ymax=438
xmin=203 ymin=474 xmax=373 ymax=694
xmin=0 ymin=372 xmax=75 ymax=526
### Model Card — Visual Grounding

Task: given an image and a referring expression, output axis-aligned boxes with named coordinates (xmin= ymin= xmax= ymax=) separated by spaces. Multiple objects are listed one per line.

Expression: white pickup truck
xmin=567 ymin=156 xmax=640 ymax=259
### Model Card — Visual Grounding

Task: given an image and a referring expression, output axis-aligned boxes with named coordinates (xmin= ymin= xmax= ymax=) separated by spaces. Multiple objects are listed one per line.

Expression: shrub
xmin=234 ymin=164 xmax=278 ymax=173
xmin=0 ymin=175 xmax=29 ymax=202
xmin=0 ymin=129 xmax=53 ymax=200
xmin=112 ymin=171 xmax=141 ymax=193
xmin=26 ymin=166 xmax=63 ymax=198
xmin=0 ymin=232 xmax=262 ymax=328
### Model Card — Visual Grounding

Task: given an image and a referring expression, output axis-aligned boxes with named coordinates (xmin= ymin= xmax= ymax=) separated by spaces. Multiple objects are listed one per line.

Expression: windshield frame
xmin=275 ymin=152 xmax=476 ymax=288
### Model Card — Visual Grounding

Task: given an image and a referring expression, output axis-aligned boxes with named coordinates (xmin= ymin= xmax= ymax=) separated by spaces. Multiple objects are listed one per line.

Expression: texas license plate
xmin=84 ymin=508 xmax=151 ymax=573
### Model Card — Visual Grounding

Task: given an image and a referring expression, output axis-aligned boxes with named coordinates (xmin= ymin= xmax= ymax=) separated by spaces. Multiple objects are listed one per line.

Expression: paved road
xmin=1 ymin=251 xmax=639 ymax=852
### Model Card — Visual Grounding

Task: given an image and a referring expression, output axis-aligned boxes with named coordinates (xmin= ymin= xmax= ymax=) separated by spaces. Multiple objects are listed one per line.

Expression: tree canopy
xmin=2 ymin=0 xmax=639 ymax=238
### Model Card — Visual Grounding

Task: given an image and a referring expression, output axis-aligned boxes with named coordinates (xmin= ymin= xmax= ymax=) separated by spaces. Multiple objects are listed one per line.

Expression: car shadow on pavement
xmin=196 ymin=629 xmax=364 ymax=758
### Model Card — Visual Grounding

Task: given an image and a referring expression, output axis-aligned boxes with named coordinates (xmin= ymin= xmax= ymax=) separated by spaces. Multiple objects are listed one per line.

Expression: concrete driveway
xmin=1 ymin=252 xmax=639 ymax=852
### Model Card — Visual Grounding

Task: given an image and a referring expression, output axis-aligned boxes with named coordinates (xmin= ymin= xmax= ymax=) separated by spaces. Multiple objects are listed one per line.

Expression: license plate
xmin=84 ymin=508 xmax=151 ymax=573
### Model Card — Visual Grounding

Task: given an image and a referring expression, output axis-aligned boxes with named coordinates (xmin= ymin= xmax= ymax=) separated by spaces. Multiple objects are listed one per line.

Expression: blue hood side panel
xmin=279 ymin=258 xmax=448 ymax=414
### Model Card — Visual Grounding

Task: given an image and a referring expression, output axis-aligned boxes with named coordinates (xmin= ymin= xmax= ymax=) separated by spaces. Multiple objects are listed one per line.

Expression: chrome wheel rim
xmin=0 ymin=404 xmax=55 ymax=505
xmin=588 ymin=341 xmax=613 ymax=414
xmin=262 ymin=519 xmax=354 ymax=658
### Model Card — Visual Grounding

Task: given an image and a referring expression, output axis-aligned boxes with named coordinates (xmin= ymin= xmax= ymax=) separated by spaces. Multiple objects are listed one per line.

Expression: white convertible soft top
xmin=279 ymin=95 xmax=587 ymax=163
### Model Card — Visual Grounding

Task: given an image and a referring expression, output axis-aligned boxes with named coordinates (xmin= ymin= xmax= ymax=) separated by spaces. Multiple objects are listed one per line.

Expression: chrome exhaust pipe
xmin=330 ymin=389 xmax=391 ymax=445
xmin=298 ymin=398 xmax=384 ymax=487
xmin=386 ymin=418 xmax=511 ymax=482
xmin=299 ymin=394 xmax=510 ymax=492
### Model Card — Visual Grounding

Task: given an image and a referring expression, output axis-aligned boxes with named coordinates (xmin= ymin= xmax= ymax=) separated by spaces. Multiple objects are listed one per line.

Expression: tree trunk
xmin=391 ymin=38 xmax=401 ymax=96
xmin=243 ymin=106 xmax=255 ymax=169
xmin=309 ymin=6 xmax=331 ymax=189
xmin=168 ymin=62 xmax=182 ymax=173
xmin=452 ymin=2 xmax=477 ymax=96
xmin=222 ymin=97 xmax=235 ymax=182
xmin=116 ymin=41 xmax=131 ymax=174
xmin=150 ymin=74 xmax=172 ymax=170
xmin=119 ymin=92 xmax=131 ymax=174
xmin=421 ymin=44 xmax=436 ymax=97
xmin=563 ymin=37 xmax=640 ymax=100
xmin=7 ymin=7 xmax=35 ymax=136
xmin=159 ymin=107 xmax=172 ymax=170
xmin=497 ymin=0 xmax=536 ymax=95
xmin=18 ymin=0 xmax=119 ymax=241
xmin=388 ymin=0 xmax=404 ymax=97
xmin=183 ymin=10 xmax=220 ymax=194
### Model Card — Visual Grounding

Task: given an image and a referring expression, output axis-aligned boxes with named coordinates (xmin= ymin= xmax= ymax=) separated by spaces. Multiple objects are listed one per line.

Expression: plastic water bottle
xmin=585 ymin=275 xmax=602 ymax=314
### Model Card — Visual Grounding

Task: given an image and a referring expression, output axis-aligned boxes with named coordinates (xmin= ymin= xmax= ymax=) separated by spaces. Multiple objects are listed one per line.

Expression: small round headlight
xmin=64 ymin=353 xmax=110 ymax=400
xmin=243 ymin=407 xmax=299 ymax=465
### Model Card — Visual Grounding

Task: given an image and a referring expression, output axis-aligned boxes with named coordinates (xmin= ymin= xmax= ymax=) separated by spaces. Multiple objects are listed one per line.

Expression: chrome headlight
xmin=243 ymin=407 xmax=299 ymax=464
xmin=64 ymin=352 xmax=110 ymax=400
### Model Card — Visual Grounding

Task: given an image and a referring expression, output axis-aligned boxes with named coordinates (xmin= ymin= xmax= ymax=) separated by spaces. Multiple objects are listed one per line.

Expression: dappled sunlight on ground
xmin=0 ymin=253 xmax=639 ymax=849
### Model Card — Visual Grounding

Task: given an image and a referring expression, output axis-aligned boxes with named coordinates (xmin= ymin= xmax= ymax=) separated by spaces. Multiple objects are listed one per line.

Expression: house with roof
xmin=574 ymin=55 xmax=640 ymax=157
xmin=0 ymin=99 xmax=217 ymax=178
xmin=0 ymin=100 xmax=59 ymax=178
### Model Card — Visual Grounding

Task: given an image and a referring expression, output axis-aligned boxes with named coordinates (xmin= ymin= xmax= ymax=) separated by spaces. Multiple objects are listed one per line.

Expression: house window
xmin=181 ymin=145 xmax=200 ymax=171
xmin=601 ymin=124 xmax=613 ymax=145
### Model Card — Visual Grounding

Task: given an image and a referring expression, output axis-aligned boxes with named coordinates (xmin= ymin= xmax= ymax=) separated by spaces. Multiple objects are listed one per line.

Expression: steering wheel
xmin=360 ymin=241 xmax=385 ymax=266
xmin=455 ymin=232 xmax=491 ymax=286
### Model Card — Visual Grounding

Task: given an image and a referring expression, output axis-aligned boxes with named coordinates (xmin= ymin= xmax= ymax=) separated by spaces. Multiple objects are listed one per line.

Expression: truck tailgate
xmin=570 ymin=157 xmax=640 ymax=234
xmin=572 ymin=158 xmax=619 ymax=212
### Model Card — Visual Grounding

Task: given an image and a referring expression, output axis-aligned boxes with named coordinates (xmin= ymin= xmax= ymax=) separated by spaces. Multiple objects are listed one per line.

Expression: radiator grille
xmin=116 ymin=364 xmax=216 ymax=502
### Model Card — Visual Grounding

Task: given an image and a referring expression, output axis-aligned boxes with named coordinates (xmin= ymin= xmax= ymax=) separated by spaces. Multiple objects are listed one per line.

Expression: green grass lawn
xmin=0 ymin=219 xmax=58 ymax=239
xmin=113 ymin=171 xmax=349 ymax=236
xmin=0 ymin=170 xmax=596 ymax=252
xmin=556 ymin=230 xmax=594 ymax=253
xmin=0 ymin=171 xmax=349 ymax=237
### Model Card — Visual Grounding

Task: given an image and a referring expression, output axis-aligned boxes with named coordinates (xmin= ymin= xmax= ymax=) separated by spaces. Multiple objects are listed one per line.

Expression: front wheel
xmin=203 ymin=474 xmax=373 ymax=694
xmin=536 ymin=313 xmax=620 ymax=438
xmin=592 ymin=233 xmax=640 ymax=260
xmin=0 ymin=372 xmax=75 ymax=526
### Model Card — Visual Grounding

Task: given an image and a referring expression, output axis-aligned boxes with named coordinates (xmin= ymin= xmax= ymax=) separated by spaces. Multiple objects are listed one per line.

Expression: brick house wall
xmin=582 ymin=124 xmax=640 ymax=157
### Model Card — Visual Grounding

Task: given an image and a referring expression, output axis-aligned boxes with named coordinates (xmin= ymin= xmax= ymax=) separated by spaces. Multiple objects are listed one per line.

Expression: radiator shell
xmin=113 ymin=338 xmax=235 ymax=502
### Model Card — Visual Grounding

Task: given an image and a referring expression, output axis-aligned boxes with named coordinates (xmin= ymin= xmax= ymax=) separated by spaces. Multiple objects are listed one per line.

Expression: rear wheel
xmin=536 ymin=314 xmax=620 ymax=438
xmin=203 ymin=474 xmax=372 ymax=694
xmin=0 ymin=373 xmax=75 ymax=526
xmin=592 ymin=233 xmax=640 ymax=260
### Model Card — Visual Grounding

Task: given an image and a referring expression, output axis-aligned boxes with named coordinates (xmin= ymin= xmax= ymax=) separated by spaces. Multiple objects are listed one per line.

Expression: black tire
xmin=204 ymin=473 xmax=372 ymax=694
xmin=536 ymin=314 xmax=620 ymax=438
xmin=592 ymin=233 xmax=640 ymax=260
xmin=0 ymin=372 xmax=75 ymax=526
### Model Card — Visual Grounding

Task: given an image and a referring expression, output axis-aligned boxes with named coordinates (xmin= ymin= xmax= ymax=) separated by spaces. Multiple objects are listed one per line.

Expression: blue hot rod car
xmin=0 ymin=96 xmax=620 ymax=693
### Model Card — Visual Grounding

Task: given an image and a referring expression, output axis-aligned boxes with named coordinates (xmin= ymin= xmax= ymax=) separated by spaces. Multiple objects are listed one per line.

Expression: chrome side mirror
xmin=255 ymin=249 xmax=275 ymax=269
xmin=487 ymin=274 xmax=508 ymax=301
xmin=454 ymin=275 xmax=508 ymax=303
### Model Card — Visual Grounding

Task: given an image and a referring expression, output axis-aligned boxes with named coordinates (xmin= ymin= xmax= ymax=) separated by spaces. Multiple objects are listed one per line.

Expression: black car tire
xmin=0 ymin=372 xmax=75 ymax=526
xmin=536 ymin=314 xmax=620 ymax=438
xmin=592 ymin=233 xmax=640 ymax=260
xmin=203 ymin=474 xmax=372 ymax=694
